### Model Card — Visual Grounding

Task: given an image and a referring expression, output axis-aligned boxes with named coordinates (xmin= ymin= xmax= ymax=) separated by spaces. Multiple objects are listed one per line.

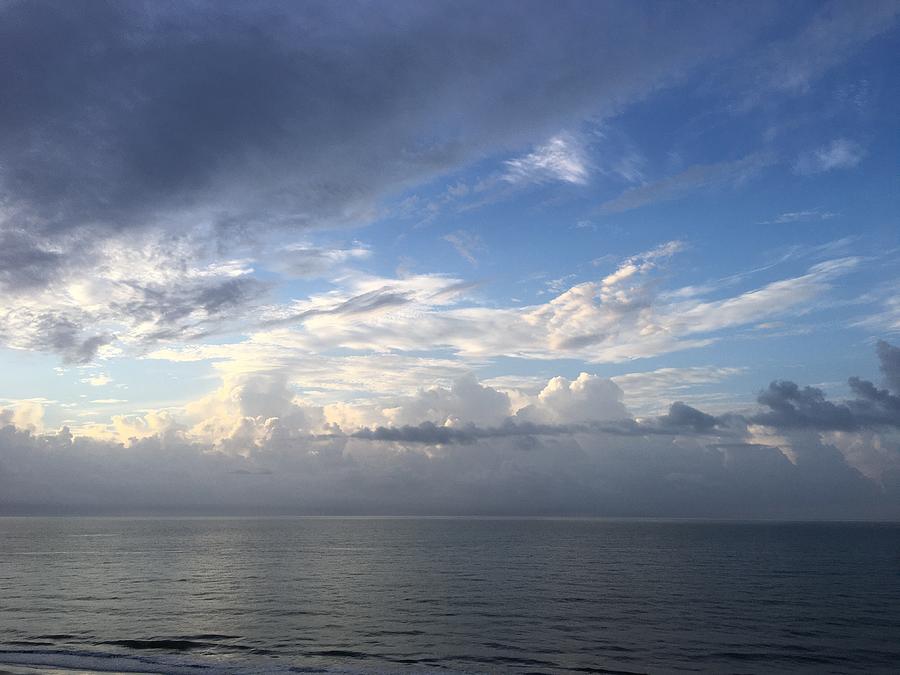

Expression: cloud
xmin=793 ymin=139 xmax=866 ymax=174
xmin=599 ymin=153 xmax=774 ymax=213
xmin=741 ymin=0 xmax=900 ymax=99
xmin=0 ymin=383 xmax=889 ymax=518
xmin=0 ymin=230 xmax=269 ymax=361
xmin=656 ymin=401 xmax=719 ymax=433
xmin=503 ymin=134 xmax=589 ymax=186
xmin=0 ymin=2 xmax=888 ymax=366
xmin=176 ymin=370 xmax=732 ymax=447
xmin=344 ymin=408 xmax=729 ymax=445
xmin=0 ymin=229 xmax=65 ymax=291
xmin=752 ymin=381 xmax=860 ymax=431
xmin=350 ymin=419 xmax=573 ymax=445
xmin=0 ymin=311 xmax=113 ymax=364
xmin=259 ymin=272 xmax=471 ymax=331
xmin=751 ymin=341 xmax=900 ymax=432
xmin=146 ymin=248 xmax=859 ymax=374
xmin=515 ymin=373 xmax=629 ymax=424
xmin=81 ymin=373 xmax=113 ymax=387
xmin=855 ymin=282 xmax=900 ymax=336
xmin=1 ymin=3 xmax=898 ymax=518
xmin=263 ymin=287 xmax=414 ymax=328
xmin=757 ymin=209 xmax=837 ymax=225
xmin=0 ymin=400 xmax=46 ymax=432
xmin=0 ymin=1 xmax=769 ymax=253
xmin=443 ymin=230 xmax=486 ymax=265
xmin=662 ymin=257 xmax=858 ymax=335
xmin=383 ymin=374 xmax=512 ymax=428
xmin=271 ymin=244 xmax=370 ymax=280
xmin=149 ymin=340 xmax=475 ymax=404
xmin=878 ymin=340 xmax=900 ymax=394
xmin=612 ymin=365 xmax=746 ymax=415
xmin=9 ymin=2 xmax=776 ymax=357
xmin=599 ymin=240 xmax=685 ymax=286
xmin=3 ymin=344 xmax=900 ymax=517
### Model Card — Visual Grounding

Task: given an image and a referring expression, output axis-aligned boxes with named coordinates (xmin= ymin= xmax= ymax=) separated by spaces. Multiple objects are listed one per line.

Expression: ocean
xmin=0 ymin=518 xmax=898 ymax=674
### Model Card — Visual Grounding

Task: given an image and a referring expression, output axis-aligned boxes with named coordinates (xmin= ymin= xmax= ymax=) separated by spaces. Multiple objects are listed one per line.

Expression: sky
xmin=1 ymin=0 xmax=899 ymax=517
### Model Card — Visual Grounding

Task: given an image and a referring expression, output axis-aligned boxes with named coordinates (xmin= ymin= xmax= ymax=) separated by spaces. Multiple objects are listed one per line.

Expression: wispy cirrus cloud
xmin=443 ymin=230 xmax=487 ymax=265
xmin=793 ymin=139 xmax=866 ymax=174
xmin=146 ymin=244 xmax=861 ymax=375
xmin=599 ymin=153 xmax=775 ymax=213
xmin=503 ymin=134 xmax=590 ymax=186
xmin=757 ymin=209 xmax=838 ymax=225
xmin=612 ymin=366 xmax=747 ymax=415
xmin=271 ymin=244 xmax=370 ymax=279
xmin=740 ymin=0 xmax=899 ymax=100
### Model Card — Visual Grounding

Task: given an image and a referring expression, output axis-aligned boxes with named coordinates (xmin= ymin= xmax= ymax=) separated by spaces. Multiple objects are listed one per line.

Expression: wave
xmin=0 ymin=647 xmax=307 ymax=675
xmin=0 ymin=647 xmax=220 ymax=675
xmin=98 ymin=638 xmax=257 ymax=653
xmin=0 ymin=640 xmax=464 ymax=675
xmin=0 ymin=647 xmax=429 ymax=675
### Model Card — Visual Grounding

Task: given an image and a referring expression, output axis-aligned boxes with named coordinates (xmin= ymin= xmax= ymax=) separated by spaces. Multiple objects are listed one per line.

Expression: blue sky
xmin=1 ymin=0 xmax=898 ymax=515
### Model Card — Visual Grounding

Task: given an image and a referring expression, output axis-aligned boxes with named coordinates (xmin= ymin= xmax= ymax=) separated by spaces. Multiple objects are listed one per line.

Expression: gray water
xmin=1 ymin=518 xmax=898 ymax=674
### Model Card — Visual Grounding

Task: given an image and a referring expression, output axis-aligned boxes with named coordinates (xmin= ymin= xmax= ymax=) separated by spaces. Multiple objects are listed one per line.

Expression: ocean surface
xmin=0 ymin=518 xmax=898 ymax=674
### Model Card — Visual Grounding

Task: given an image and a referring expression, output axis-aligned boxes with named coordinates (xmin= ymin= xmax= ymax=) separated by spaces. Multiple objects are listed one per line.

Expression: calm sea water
xmin=0 ymin=518 xmax=898 ymax=674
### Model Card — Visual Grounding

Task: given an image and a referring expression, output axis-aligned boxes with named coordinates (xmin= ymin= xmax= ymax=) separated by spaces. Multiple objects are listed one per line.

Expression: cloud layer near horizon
xmin=2 ymin=342 xmax=898 ymax=518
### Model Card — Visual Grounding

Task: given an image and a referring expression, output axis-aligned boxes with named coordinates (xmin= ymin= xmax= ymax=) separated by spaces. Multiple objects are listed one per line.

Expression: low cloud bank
xmin=1 ymin=343 xmax=898 ymax=518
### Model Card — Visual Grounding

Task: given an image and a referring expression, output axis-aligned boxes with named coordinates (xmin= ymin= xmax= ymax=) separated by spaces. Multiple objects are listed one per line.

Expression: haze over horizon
xmin=2 ymin=0 xmax=899 ymax=518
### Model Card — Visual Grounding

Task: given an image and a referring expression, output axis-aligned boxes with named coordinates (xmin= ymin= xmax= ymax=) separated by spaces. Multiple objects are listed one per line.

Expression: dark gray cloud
xmin=846 ymin=376 xmax=900 ymax=426
xmin=0 ymin=310 xmax=112 ymax=364
xmin=751 ymin=380 xmax=860 ymax=431
xmin=0 ymin=0 xmax=774 ymax=247
xmin=750 ymin=342 xmax=900 ymax=432
xmin=645 ymin=401 xmax=723 ymax=434
xmin=347 ymin=402 xmax=733 ymax=446
xmin=351 ymin=420 xmax=578 ymax=445
xmin=0 ymin=230 xmax=65 ymax=291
